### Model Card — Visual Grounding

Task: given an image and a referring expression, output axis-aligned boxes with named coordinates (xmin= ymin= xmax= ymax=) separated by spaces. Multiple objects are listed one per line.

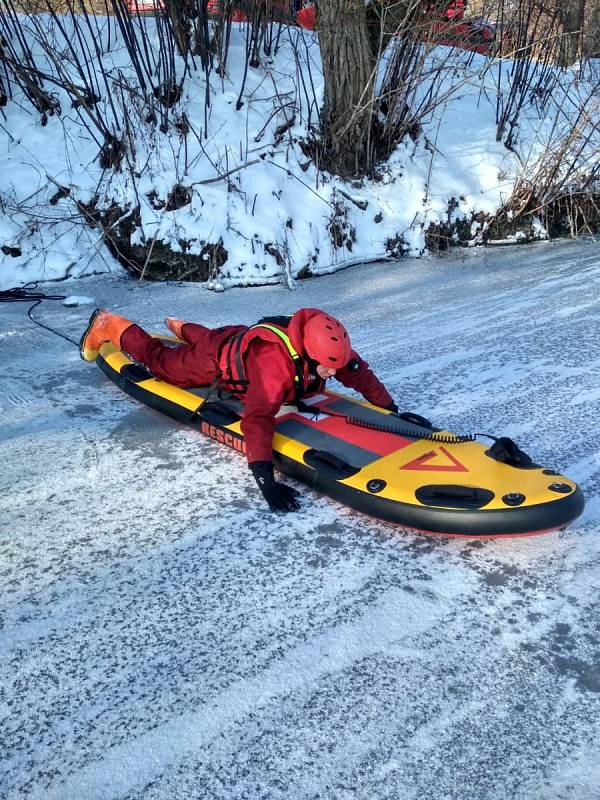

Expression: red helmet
xmin=303 ymin=312 xmax=352 ymax=367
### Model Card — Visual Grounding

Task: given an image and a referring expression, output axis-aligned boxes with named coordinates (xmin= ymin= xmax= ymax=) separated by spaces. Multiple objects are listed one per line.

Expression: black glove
xmin=385 ymin=402 xmax=399 ymax=413
xmin=249 ymin=461 xmax=301 ymax=512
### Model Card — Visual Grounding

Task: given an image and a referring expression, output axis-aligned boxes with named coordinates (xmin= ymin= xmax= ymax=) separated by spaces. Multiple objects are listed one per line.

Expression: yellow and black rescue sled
xmin=96 ymin=339 xmax=584 ymax=538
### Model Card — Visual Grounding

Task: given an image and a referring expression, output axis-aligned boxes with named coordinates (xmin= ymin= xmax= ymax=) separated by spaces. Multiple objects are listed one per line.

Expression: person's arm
xmin=242 ymin=342 xmax=301 ymax=512
xmin=336 ymin=352 xmax=434 ymax=424
xmin=335 ymin=351 xmax=395 ymax=409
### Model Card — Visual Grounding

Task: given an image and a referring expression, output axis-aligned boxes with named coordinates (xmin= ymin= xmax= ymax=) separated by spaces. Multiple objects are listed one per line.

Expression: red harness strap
xmin=218 ymin=320 xmax=311 ymax=402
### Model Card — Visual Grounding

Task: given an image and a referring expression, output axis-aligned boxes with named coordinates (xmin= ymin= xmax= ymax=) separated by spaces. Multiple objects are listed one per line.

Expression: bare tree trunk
xmin=317 ymin=0 xmax=378 ymax=175
xmin=314 ymin=0 xmax=420 ymax=175
xmin=558 ymin=0 xmax=586 ymax=65
xmin=164 ymin=0 xmax=191 ymax=55
xmin=584 ymin=0 xmax=600 ymax=56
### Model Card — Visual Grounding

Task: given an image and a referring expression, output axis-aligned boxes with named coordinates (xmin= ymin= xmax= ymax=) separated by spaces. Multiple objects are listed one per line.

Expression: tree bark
xmin=558 ymin=0 xmax=586 ymax=65
xmin=315 ymin=0 xmax=418 ymax=175
xmin=316 ymin=0 xmax=378 ymax=175
xmin=164 ymin=0 xmax=191 ymax=56
xmin=584 ymin=0 xmax=600 ymax=56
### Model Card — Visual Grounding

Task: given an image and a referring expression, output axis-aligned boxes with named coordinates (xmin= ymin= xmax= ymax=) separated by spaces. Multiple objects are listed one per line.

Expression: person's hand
xmin=249 ymin=461 xmax=301 ymax=512
xmin=385 ymin=401 xmax=399 ymax=413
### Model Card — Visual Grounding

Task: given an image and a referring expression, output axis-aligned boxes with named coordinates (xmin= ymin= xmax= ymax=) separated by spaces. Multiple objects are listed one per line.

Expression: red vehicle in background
xmin=441 ymin=0 xmax=465 ymax=18
xmin=126 ymin=0 xmax=494 ymax=56
xmin=294 ymin=0 xmax=493 ymax=55
xmin=425 ymin=0 xmax=495 ymax=54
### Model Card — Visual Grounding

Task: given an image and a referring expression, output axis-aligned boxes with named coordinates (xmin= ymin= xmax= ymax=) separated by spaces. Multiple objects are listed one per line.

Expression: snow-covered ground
xmin=2 ymin=14 xmax=597 ymax=290
xmin=1 ymin=238 xmax=600 ymax=799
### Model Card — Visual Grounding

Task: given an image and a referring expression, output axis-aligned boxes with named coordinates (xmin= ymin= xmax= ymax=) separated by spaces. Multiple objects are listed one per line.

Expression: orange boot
xmin=164 ymin=316 xmax=187 ymax=340
xmin=79 ymin=308 xmax=133 ymax=362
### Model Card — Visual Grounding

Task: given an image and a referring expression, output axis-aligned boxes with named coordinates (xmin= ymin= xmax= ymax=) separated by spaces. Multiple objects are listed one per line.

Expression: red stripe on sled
xmin=279 ymin=411 xmax=414 ymax=457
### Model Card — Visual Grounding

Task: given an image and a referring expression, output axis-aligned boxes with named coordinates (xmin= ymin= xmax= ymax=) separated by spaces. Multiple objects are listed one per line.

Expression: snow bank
xmin=0 ymin=14 xmax=596 ymax=290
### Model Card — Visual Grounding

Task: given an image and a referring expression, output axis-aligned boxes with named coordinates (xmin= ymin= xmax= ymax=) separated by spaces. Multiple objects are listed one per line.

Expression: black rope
xmin=298 ymin=400 xmax=479 ymax=444
xmin=0 ymin=282 xmax=79 ymax=346
xmin=319 ymin=412 xmax=534 ymax=463
xmin=345 ymin=416 xmax=478 ymax=443
xmin=296 ymin=400 xmax=476 ymax=444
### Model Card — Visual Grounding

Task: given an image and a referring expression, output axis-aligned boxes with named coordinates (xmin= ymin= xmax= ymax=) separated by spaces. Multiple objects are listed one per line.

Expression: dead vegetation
xmin=1 ymin=0 xmax=598 ymax=284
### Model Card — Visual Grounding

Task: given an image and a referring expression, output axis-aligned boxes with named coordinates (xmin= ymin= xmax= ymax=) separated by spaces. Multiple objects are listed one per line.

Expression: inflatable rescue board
xmin=96 ymin=339 xmax=584 ymax=538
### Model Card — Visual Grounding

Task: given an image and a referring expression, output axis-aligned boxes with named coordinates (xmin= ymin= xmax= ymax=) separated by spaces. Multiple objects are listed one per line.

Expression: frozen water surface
xmin=1 ymin=238 xmax=600 ymax=799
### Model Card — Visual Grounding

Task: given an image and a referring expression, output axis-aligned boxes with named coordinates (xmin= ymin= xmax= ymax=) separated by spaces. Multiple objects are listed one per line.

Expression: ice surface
xmin=1 ymin=238 xmax=600 ymax=799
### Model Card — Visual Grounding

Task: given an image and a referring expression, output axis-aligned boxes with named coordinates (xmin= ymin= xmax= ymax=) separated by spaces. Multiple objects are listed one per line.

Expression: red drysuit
xmin=120 ymin=308 xmax=393 ymax=463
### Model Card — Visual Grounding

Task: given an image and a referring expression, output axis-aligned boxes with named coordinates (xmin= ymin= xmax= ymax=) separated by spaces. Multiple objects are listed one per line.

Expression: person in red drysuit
xmin=80 ymin=307 xmax=396 ymax=512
